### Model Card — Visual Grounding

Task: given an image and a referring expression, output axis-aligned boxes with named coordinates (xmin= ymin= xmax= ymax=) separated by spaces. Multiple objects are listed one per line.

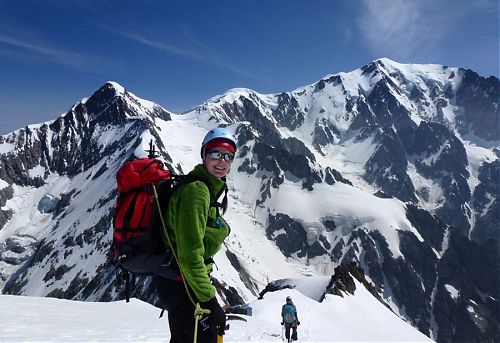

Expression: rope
xmin=194 ymin=303 xmax=211 ymax=343
xmin=152 ymin=184 xmax=210 ymax=343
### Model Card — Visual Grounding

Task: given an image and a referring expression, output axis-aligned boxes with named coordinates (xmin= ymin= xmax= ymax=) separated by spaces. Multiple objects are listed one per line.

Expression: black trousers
xmin=284 ymin=323 xmax=298 ymax=341
xmin=155 ymin=276 xmax=217 ymax=343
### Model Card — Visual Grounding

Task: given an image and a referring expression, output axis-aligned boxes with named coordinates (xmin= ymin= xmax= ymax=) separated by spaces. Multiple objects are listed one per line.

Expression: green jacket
xmin=164 ymin=164 xmax=230 ymax=302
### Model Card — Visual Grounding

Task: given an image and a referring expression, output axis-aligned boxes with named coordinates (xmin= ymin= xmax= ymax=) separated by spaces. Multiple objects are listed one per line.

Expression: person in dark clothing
xmin=154 ymin=127 xmax=237 ymax=343
xmin=281 ymin=296 xmax=300 ymax=342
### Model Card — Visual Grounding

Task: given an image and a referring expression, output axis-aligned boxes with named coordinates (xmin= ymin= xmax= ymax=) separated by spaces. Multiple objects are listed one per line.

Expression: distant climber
xmin=281 ymin=296 xmax=300 ymax=342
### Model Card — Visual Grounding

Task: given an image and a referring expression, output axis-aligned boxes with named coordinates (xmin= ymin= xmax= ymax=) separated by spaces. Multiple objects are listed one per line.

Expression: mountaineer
xmin=154 ymin=127 xmax=237 ymax=343
xmin=281 ymin=296 xmax=300 ymax=342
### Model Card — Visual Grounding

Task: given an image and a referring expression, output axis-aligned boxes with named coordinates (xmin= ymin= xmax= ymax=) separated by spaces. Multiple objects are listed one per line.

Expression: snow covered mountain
xmin=0 ymin=58 xmax=498 ymax=343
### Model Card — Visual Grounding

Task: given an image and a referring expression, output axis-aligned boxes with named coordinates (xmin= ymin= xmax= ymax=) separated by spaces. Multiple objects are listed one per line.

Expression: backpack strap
xmin=178 ymin=175 xmax=220 ymax=206
xmin=169 ymin=174 xmax=223 ymax=215
xmin=118 ymin=268 xmax=133 ymax=303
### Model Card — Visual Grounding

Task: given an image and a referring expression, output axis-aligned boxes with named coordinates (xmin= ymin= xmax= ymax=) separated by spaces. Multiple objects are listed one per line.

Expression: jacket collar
xmin=189 ymin=164 xmax=226 ymax=199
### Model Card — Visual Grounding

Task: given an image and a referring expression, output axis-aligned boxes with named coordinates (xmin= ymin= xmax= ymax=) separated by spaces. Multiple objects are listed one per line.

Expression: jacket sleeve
xmin=171 ymin=181 xmax=215 ymax=302
xmin=293 ymin=304 xmax=299 ymax=321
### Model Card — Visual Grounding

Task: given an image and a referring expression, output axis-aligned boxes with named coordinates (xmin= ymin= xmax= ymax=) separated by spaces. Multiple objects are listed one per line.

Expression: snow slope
xmin=0 ymin=279 xmax=433 ymax=342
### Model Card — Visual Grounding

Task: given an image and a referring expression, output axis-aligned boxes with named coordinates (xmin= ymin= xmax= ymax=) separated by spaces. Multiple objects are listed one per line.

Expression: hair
xmin=220 ymin=180 xmax=229 ymax=214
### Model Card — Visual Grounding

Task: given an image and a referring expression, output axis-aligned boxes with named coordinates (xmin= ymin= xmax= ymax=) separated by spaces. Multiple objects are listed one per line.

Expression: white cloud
xmin=106 ymin=26 xmax=258 ymax=79
xmin=357 ymin=0 xmax=450 ymax=61
xmin=342 ymin=26 xmax=353 ymax=43
xmin=471 ymin=0 xmax=499 ymax=12
xmin=0 ymin=34 xmax=114 ymax=72
xmin=113 ymin=30 xmax=201 ymax=61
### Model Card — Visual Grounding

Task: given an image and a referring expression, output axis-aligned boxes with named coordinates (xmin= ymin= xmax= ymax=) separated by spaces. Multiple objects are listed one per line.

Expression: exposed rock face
xmin=273 ymin=92 xmax=305 ymax=130
xmin=266 ymin=213 xmax=330 ymax=259
xmin=364 ymin=126 xmax=417 ymax=202
xmin=455 ymin=70 xmax=500 ymax=141
xmin=471 ymin=160 xmax=500 ymax=244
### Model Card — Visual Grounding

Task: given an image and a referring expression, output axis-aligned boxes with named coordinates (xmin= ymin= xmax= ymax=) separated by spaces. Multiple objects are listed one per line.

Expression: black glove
xmin=281 ymin=322 xmax=284 ymax=325
xmin=201 ymin=297 xmax=226 ymax=335
xmin=297 ymin=321 xmax=301 ymax=326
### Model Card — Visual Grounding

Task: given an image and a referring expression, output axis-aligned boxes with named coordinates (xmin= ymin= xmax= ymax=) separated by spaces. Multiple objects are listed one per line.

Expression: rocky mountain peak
xmin=71 ymin=81 xmax=171 ymax=127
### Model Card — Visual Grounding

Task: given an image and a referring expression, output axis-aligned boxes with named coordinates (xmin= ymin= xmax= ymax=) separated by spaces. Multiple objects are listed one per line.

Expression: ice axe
xmin=147 ymin=139 xmax=158 ymax=158
xmin=217 ymin=324 xmax=230 ymax=343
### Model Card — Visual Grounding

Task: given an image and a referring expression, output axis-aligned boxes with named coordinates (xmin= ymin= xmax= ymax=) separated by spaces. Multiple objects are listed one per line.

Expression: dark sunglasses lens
xmin=208 ymin=150 xmax=234 ymax=162
xmin=208 ymin=151 xmax=222 ymax=159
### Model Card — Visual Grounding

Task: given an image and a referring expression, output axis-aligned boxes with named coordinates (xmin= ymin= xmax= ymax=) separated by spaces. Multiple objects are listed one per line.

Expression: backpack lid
xmin=117 ymin=158 xmax=171 ymax=192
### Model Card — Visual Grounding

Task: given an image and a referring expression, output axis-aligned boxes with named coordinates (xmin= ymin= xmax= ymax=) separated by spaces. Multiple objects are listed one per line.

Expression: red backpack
xmin=111 ymin=156 xmax=182 ymax=301
xmin=113 ymin=157 xmax=170 ymax=252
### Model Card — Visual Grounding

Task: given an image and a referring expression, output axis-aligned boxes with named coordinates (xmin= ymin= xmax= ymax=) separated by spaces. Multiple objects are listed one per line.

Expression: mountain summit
xmin=0 ymin=58 xmax=498 ymax=343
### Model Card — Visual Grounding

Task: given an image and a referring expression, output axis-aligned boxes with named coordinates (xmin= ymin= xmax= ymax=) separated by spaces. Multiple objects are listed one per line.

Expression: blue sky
xmin=0 ymin=0 xmax=498 ymax=134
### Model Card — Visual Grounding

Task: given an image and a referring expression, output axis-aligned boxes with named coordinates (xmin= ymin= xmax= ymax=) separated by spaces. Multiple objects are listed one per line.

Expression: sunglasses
xmin=207 ymin=150 xmax=235 ymax=162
